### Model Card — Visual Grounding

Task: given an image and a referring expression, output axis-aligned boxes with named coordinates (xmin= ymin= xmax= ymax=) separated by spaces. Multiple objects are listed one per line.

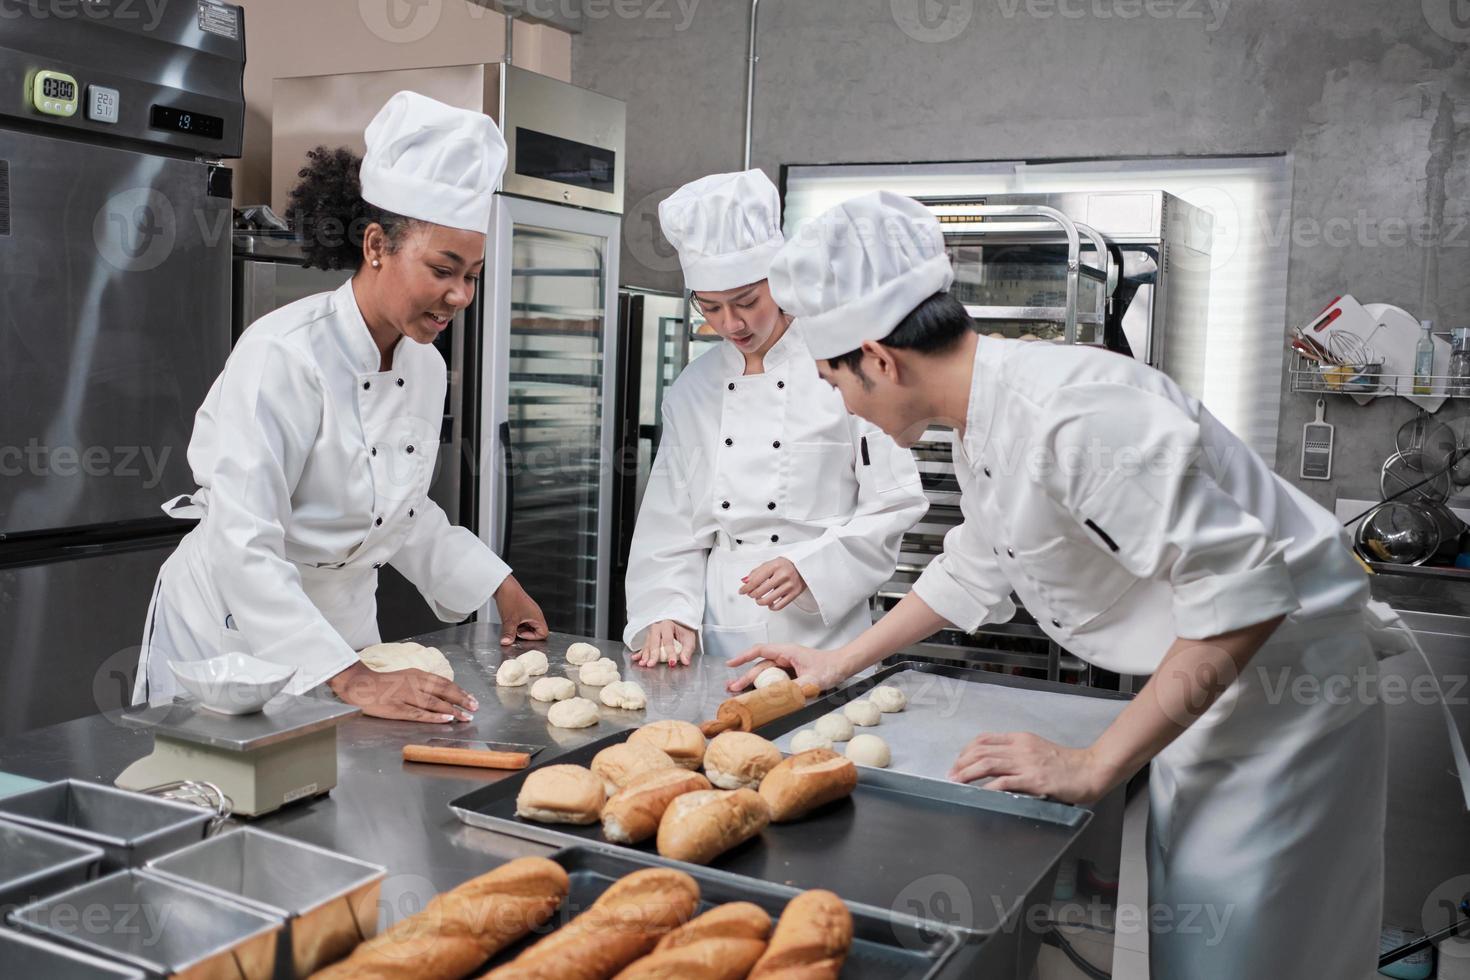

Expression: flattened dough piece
xmin=566 ymin=642 xmax=601 ymax=665
xmin=600 ymin=680 xmax=648 ymax=710
xmin=358 ymin=642 xmax=454 ymax=682
xmin=496 ymin=659 xmax=529 ymax=687
xmin=530 ymin=676 xmax=576 ymax=702
xmin=579 ymin=658 xmax=621 ymax=686
xmin=547 ymin=697 xmax=600 ymax=729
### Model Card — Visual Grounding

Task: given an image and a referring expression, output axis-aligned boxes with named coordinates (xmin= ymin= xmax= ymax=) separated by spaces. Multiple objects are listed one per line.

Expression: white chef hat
xmin=769 ymin=191 xmax=955 ymax=360
xmin=360 ymin=91 xmax=507 ymax=235
xmin=659 ymin=169 xmax=785 ymax=292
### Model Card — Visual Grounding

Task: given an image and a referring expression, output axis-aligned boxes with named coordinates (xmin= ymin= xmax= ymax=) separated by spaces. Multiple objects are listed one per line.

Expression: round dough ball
xmin=566 ymin=642 xmax=601 ymax=665
xmin=579 ymin=658 xmax=621 ymax=686
xmin=845 ymin=733 xmax=891 ymax=768
xmin=547 ymin=697 xmax=600 ymax=729
xmin=814 ymin=713 xmax=854 ymax=742
xmin=754 ymin=666 xmax=790 ymax=690
xmin=495 ymin=659 xmax=529 ymax=687
xmin=358 ymin=642 xmax=455 ymax=682
xmin=516 ymin=650 xmax=549 ymax=677
xmin=869 ymin=685 xmax=907 ymax=713
xmin=790 ymin=729 xmax=834 ymax=753
xmin=842 ymin=700 xmax=881 ymax=727
xmin=530 ymin=676 xmax=576 ymax=703
xmin=599 ymin=681 xmax=648 ymax=711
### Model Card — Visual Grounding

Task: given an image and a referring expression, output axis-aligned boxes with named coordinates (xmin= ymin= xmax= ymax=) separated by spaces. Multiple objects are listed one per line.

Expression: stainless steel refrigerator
xmin=0 ymin=1 xmax=245 ymax=735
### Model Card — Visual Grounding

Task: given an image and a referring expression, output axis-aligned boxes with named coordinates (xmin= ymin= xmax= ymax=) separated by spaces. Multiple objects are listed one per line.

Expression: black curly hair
xmin=287 ymin=145 xmax=419 ymax=271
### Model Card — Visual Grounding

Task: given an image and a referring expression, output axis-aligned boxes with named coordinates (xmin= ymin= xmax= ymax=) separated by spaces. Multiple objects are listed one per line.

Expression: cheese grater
xmin=1301 ymin=398 xmax=1334 ymax=480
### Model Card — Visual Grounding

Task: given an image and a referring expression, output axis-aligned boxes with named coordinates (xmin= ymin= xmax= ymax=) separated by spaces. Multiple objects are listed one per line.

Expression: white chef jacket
xmin=133 ymin=280 xmax=510 ymax=702
xmin=623 ymin=327 xmax=928 ymax=654
xmin=914 ymin=336 xmax=1378 ymax=758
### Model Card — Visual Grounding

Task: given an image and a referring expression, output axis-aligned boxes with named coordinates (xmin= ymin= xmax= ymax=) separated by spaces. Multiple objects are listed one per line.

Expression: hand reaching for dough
xmin=634 ymin=619 xmax=697 ymax=668
xmin=725 ymin=643 xmax=857 ymax=694
xmin=327 ymin=661 xmax=477 ymax=724
xmin=738 ymin=557 xmax=807 ymax=612
xmin=495 ymin=575 xmax=549 ymax=647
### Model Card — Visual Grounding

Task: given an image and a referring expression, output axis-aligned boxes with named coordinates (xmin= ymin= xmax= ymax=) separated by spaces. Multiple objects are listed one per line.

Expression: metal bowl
xmin=1355 ymin=501 xmax=1441 ymax=566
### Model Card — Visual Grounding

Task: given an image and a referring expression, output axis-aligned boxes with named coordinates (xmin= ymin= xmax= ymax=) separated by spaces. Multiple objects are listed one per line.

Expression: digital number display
xmin=42 ymin=77 xmax=75 ymax=101
xmin=150 ymin=104 xmax=224 ymax=140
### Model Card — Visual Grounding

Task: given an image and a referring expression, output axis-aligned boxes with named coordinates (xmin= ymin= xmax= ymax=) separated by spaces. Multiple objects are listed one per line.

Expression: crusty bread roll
xmin=656 ymin=789 xmax=770 ymax=865
xmin=515 ymin=765 xmax=605 ymax=825
xmin=612 ymin=902 xmax=772 ymax=980
xmin=703 ymin=732 xmax=782 ymax=791
xmin=628 ymin=720 xmax=706 ymax=770
xmin=311 ymin=857 xmax=568 ymax=979
xmin=748 ymin=890 xmax=852 ymax=980
xmin=482 ymin=868 xmax=700 ymax=980
xmin=757 ymin=750 xmax=857 ymax=823
xmin=602 ymin=768 xmax=712 ymax=845
xmin=592 ymin=742 xmax=679 ymax=798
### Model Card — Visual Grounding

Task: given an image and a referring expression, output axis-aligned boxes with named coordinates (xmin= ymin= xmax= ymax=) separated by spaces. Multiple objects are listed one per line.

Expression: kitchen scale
xmin=115 ymin=696 xmax=359 ymax=817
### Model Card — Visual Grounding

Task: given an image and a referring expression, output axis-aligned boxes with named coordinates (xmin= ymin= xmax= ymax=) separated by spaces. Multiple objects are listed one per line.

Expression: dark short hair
xmin=827 ymin=291 xmax=974 ymax=379
xmin=287 ymin=145 xmax=420 ymax=271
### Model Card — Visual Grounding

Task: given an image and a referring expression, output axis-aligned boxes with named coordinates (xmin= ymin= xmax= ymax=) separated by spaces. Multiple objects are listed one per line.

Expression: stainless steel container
xmin=0 ymin=930 xmax=146 ymax=980
xmin=0 ymin=780 xmax=211 ymax=871
xmin=0 ymin=818 xmax=105 ymax=912
xmin=10 ymin=870 xmax=282 ymax=980
xmin=146 ymin=828 xmax=384 ymax=978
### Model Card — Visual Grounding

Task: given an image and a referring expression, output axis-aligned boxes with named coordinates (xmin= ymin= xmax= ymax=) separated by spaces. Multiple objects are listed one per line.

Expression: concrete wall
xmin=229 ymin=0 xmax=571 ymax=208
xmin=570 ymin=0 xmax=1470 ymax=504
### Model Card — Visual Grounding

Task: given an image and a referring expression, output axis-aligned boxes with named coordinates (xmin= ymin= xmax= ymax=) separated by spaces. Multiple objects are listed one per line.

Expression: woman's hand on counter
xmin=634 ymin=620 xmax=697 ymax=668
xmin=948 ymin=732 xmax=1117 ymax=805
xmin=327 ymin=661 xmax=478 ymax=724
xmin=738 ymin=558 xmax=808 ymax=612
xmin=725 ymin=643 xmax=858 ymax=694
xmin=494 ymin=576 xmax=549 ymax=647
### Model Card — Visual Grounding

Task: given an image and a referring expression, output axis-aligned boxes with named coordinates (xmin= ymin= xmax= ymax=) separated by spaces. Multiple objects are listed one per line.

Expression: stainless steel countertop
xmin=0 ymin=627 xmax=799 ymax=921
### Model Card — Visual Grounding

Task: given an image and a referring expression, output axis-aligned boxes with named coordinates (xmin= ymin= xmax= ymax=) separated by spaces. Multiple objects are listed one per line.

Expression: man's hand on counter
xmin=327 ymin=662 xmax=478 ymax=724
xmin=726 ymin=643 xmax=859 ymax=694
xmin=495 ymin=576 xmax=550 ymax=647
xmin=948 ymin=732 xmax=1117 ymax=805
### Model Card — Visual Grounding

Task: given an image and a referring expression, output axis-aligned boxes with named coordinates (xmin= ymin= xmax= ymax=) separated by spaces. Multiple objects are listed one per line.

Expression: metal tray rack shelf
xmin=1287 ymin=350 xmax=1470 ymax=399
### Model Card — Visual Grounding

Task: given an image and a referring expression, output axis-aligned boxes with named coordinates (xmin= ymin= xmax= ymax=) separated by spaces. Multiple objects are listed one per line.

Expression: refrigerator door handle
xmin=498 ymin=420 xmax=514 ymax=559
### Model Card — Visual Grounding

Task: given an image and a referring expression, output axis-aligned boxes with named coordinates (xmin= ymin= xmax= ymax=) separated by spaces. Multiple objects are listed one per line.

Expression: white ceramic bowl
xmin=168 ymin=654 xmax=296 ymax=715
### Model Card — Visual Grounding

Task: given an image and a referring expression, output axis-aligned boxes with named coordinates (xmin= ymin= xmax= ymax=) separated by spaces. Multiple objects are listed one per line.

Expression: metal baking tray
xmin=0 ymin=930 xmax=146 ymax=980
xmin=479 ymin=845 xmax=966 ymax=978
xmin=10 ymin=870 xmax=283 ymax=980
xmin=0 ymin=818 xmax=105 ymax=913
xmin=764 ymin=660 xmax=1132 ymax=781
xmin=0 ymin=780 xmax=212 ymax=871
xmin=145 ymin=827 xmax=385 ymax=979
xmin=449 ymin=731 xmax=1091 ymax=946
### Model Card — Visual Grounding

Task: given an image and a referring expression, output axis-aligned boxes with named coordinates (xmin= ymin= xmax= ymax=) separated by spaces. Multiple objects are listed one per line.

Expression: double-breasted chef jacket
xmin=623 ymin=326 xmax=929 ymax=660
xmin=134 ymin=280 xmax=510 ymax=703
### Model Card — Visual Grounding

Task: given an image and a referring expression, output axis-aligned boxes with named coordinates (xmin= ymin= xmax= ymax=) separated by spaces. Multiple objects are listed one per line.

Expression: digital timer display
xmin=150 ymin=104 xmax=224 ymax=141
xmin=29 ymin=70 xmax=80 ymax=118
xmin=41 ymin=77 xmax=75 ymax=101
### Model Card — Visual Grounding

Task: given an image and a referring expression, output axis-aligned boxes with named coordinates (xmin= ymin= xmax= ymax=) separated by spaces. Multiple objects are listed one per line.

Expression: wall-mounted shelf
xmin=1288 ymin=352 xmax=1470 ymax=399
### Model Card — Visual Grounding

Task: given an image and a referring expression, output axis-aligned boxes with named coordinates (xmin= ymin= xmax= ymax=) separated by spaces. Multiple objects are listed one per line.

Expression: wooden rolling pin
xmin=700 ymin=679 xmax=821 ymax=737
xmin=402 ymin=743 xmax=531 ymax=770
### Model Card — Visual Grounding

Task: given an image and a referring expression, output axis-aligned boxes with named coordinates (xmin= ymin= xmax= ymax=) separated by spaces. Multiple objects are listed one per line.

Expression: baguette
xmin=747 ymin=890 xmax=853 ymax=980
xmin=481 ymin=868 xmax=700 ymax=980
xmin=757 ymin=750 xmax=857 ymax=823
xmin=656 ymin=789 xmax=770 ymax=865
xmin=310 ymin=857 xmax=569 ymax=979
xmin=612 ymin=902 xmax=772 ymax=980
xmin=602 ymin=768 xmax=712 ymax=844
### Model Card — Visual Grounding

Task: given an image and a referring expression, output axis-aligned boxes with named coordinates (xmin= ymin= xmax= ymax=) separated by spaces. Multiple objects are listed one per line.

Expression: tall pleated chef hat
xmin=769 ymin=191 xmax=955 ymax=360
xmin=659 ymin=169 xmax=785 ymax=292
xmin=360 ymin=91 xmax=507 ymax=235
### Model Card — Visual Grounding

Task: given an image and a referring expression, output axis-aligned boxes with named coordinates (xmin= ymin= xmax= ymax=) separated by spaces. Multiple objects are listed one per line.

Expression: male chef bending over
xmin=730 ymin=191 xmax=1404 ymax=978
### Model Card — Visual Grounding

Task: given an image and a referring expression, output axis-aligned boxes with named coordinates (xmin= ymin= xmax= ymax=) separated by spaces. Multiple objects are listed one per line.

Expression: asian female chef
xmin=133 ymin=92 xmax=548 ymax=723
xmin=623 ymin=170 xmax=928 ymax=667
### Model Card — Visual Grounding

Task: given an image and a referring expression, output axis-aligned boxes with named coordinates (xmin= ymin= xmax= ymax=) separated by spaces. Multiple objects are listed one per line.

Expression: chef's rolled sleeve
xmin=1040 ymin=384 xmax=1302 ymax=640
xmin=391 ymin=501 xmax=511 ymax=622
xmin=913 ymin=520 xmax=1018 ymax=632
